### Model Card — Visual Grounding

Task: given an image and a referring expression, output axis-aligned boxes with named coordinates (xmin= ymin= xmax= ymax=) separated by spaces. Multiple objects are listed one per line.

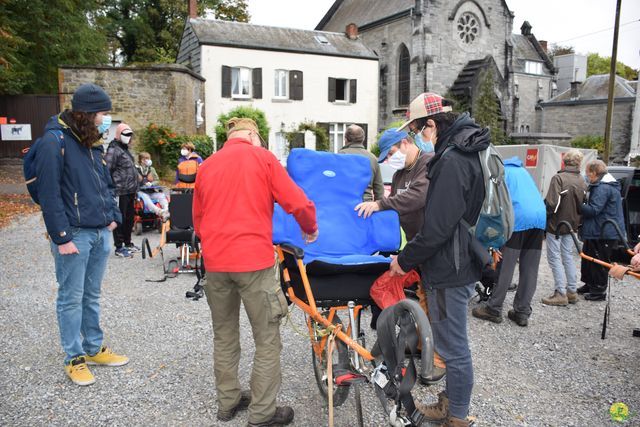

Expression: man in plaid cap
xmin=389 ymin=92 xmax=489 ymax=427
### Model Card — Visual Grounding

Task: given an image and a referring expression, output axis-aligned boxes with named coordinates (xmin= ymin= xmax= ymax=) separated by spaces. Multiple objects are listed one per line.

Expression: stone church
xmin=316 ymin=0 xmax=556 ymax=136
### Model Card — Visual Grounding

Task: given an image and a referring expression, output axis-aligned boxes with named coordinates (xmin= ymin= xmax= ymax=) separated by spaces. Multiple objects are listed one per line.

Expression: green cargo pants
xmin=204 ymin=265 xmax=289 ymax=424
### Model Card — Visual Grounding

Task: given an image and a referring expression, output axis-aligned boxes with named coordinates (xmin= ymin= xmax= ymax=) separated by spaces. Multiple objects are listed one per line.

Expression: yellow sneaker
xmin=65 ymin=356 xmax=96 ymax=386
xmin=85 ymin=346 xmax=129 ymax=367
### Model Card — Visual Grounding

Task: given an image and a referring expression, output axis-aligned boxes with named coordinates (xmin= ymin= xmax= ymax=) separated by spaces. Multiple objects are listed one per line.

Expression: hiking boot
xmin=65 ymin=356 xmax=95 ymax=386
xmin=507 ymin=309 xmax=528 ymax=327
xmin=576 ymin=284 xmax=590 ymax=294
xmin=115 ymin=247 xmax=133 ymax=258
xmin=85 ymin=346 xmax=129 ymax=366
xmin=471 ymin=305 xmax=503 ymax=323
xmin=567 ymin=291 xmax=578 ymax=304
xmin=584 ymin=292 xmax=606 ymax=301
xmin=125 ymin=243 xmax=141 ymax=253
xmin=417 ymin=391 xmax=448 ymax=422
xmin=420 ymin=365 xmax=446 ymax=385
xmin=440 ymin=415 xmax=474 ymax=426
xmin=541 ymin=291 xmax=568 ymax=306
xmin=217 ymin=390 xmax=251 ymax=421
xmin=247 ymin=406 xmax=294 ymax=426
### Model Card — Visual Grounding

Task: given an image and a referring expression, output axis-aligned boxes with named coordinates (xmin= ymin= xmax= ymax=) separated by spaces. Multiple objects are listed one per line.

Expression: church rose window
xmin=457 ymin=13 xmax=479 ymax=44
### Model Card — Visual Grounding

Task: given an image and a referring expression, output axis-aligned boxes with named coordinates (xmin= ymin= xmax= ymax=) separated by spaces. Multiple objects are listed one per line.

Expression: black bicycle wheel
xmin=311 ymin=312 xmax=350 ymax=407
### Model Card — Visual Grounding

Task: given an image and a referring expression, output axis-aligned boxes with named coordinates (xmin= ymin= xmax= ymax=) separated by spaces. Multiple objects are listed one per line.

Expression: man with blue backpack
xmin=25 ymin=83 xmax=129 ymax=386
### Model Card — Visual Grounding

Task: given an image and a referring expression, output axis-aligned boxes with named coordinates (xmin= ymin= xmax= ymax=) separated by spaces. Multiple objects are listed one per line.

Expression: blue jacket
xmin=581 ymin=173 xmax=625 ymax=240
xmin=35 ymin=113 xmax=122 ymax=245
xmin=504 ymin=157 xmax=546 ymax=232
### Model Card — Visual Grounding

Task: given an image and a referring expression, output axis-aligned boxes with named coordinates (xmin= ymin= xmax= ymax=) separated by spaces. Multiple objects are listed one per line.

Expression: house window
xmin=274 ymin=70 xmax=288 ymax=98
xmin=275 ymin=132 xmax=288 ymax=163
xmin=457 ymin=13 xmax=479 ymax=44
xmin=328 ymin=78 xmax=357 ymax=103
xmin=398 ymin=44 xmax=410 ymax=106
xmin=525 ymin=61 xmax=543 ymax=75
xmin=329 ymin=123 xmax=347 ymax=153
xmin=232 ymin=67 xmax=251 ymax=97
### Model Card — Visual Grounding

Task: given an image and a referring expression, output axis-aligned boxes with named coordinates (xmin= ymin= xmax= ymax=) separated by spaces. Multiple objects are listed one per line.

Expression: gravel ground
xmin=1 ymin=213 xmax=639 ymax=426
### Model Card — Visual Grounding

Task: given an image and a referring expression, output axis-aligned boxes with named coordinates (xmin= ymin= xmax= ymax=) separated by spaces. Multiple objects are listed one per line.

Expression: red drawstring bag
xmin=370 ymin=270 xmax=420 ymax=309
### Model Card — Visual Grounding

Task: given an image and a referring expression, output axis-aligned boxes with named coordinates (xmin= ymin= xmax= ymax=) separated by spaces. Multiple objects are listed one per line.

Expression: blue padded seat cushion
xmin=273 ymin=148 xmax=400 ymax=264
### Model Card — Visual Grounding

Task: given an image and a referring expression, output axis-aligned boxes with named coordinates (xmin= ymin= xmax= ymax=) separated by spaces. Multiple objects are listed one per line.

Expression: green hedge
xmin=139 ymin=123 xmax=213 ymax=178
xmin=214 ymin=106 xmax=270 ymax=150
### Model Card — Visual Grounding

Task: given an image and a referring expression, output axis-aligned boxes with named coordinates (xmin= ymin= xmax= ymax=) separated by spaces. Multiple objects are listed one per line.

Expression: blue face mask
xmin=97 ymin=115 xmax=112 ymax=134
xmin=414 ymin=132 xmax=434 ymax=153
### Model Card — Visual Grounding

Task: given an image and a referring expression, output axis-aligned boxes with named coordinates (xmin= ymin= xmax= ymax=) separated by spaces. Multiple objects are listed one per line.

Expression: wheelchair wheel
xmin=134 ymin=221 xmax=142 ymax=236
xmin=311 ymin=313 xmax=350 ymax=407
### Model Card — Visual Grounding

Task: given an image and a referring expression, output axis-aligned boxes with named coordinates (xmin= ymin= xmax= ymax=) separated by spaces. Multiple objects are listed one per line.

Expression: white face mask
xmin=181 ymin=149 xmax=189 ymax=157
xmin=388 ymin=150 xmax=407 ymax=170
xmin=120 ymin=135 xmax=132 ymax=144
xmin=144 ymin=159 xmax=152 ymax=167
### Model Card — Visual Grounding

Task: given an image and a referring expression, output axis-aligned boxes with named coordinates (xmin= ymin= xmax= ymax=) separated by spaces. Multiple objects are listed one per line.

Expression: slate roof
xmin=315 ymin=0 xmax=414 ymax=32
xmin=548 ymin=74 xmax=636 ymax=102
xmin=188 ymin=18 xmax=377 ymax=60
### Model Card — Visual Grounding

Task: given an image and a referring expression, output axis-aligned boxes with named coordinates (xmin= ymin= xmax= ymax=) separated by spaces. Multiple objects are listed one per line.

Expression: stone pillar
xmin=628 ymin=85 xmax=640 ymax=162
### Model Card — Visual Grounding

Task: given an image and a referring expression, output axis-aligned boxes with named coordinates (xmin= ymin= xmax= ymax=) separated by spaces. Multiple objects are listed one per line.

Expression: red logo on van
xmin=525 ymin=149 xmax=538 ymax=167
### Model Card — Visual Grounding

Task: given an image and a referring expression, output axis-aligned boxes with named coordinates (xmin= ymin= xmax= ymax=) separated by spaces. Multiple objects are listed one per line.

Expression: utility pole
xmin=603 ymin=0 xmax=622 ymax=164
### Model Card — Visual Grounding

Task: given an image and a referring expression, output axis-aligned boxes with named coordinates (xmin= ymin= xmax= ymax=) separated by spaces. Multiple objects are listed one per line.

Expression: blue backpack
xmin=23 ymin=129 xmax=65 ymax=205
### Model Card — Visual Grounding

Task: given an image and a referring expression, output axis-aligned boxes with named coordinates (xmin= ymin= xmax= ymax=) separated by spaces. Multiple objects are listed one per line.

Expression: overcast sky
xmin=247 ymin=0 xmax=640 ymax=70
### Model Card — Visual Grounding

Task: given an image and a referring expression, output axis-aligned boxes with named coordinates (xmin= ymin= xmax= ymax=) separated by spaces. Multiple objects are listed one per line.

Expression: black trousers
xmin=580 ymin=239 xmax=616 ymax=294
xmin=114 ymin=193 xmax=135 ymax=248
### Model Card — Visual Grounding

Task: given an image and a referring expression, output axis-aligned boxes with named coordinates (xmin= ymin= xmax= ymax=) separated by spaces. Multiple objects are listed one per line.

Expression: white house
xmin=177 ymin=19 xmax=379 ymax=162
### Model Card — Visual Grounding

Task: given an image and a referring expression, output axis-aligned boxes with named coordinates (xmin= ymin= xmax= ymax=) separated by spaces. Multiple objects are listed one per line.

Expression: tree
xmin=1 ymin=0 xmax=108 ymax=94
xmin=587 ymin=53 xmax=638 ymax=81
xmin=547 ymin=44 xmax=574 ymax=60
xmin=215 ymin=106 xmax=269 ymax=151
xmin=472 ymin=70 xmax=506 ymax=145
xmin=98 ymin=0 xmax=249 ymax=65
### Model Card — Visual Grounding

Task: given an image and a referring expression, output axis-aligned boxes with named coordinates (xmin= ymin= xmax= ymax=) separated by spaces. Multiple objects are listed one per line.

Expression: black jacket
xmin=105 ymin=139 xmax=139 ymax=195
xmin=397 ymin=113 xmax=488 ymax=289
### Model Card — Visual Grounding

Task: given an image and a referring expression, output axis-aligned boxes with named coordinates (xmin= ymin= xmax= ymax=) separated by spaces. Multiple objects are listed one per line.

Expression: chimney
xmin=539 ymin=40 xmax=548 ymax=53
xmin=520 ymin=21 xmax=532 ymax=36
xmin=570 ymin=81 xmax=580 ymax=100
xmin=188 ymin=0 xmax=197 ymax=19
xmin=345 ymin=23 xmax=358 ymax=40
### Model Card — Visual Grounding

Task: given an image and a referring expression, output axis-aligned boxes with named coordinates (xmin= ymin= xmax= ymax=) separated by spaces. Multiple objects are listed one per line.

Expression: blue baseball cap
xmin=377 ymin=128 xmax=408 ymax=163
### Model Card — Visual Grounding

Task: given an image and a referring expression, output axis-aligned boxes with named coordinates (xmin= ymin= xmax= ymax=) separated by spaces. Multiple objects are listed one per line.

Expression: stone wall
xmin=58 ymin=65 xmax=205 ymax=136
xmin=538 ymin=99 xmax=635 ymax=162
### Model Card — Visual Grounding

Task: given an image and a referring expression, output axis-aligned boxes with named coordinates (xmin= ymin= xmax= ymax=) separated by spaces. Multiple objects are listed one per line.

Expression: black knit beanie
xmin=71 ymin=83 xmax=112 ymax=113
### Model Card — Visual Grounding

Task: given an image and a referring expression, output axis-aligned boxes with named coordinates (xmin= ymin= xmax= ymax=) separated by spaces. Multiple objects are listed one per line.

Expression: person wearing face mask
xmin=105 ymin=123 xmax=140 ymax=258
xmin=135 ymin=152 xmax=169 ymax=220
xmin=33 ymin=83 xmax=128 ymax=386
xmin=175 ymin=142 xmax=203 ymax=189
xmin=354 ymin=128 xmax=444 ymax=382
xmin=389 ymin=92 xmax=488 ymax=427
xmin=338 ymin=124 xmax=384 ymax=202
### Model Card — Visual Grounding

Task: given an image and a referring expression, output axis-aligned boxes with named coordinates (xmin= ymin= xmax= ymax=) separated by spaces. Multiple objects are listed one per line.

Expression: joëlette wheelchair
xmin=142 ymin=188 xmax=204 ymax=297
xmin=133 ymin=186 xmax=165 ymax=235
xmin=273 ymin=149 xmax=435 ymax=426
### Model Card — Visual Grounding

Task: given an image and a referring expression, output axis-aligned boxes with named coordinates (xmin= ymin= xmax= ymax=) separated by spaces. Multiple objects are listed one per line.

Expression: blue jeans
xmin=425 ymin=283 xmax=475 ymax=419
xmin=50 ymin=227 xmax=111 ymax=364
xmin=546 ymin=233 xmax=578 ymax=294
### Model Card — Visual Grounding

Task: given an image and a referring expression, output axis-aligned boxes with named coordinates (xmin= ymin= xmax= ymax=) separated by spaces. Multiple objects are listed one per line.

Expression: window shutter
xmin=349 ymin=79 xmax=357 ymax=103
xmin=328 ymin=78 xmax=336 ymax=102
xmin=290 ymin=70 xmax=303 ymax=100
xmin=357 ymin=123 xmax=368 ymax=148
xmin=252 ymin=68 xmax=262 ymax=99
xmin=221 ymin=66 xmax=231 ymax=98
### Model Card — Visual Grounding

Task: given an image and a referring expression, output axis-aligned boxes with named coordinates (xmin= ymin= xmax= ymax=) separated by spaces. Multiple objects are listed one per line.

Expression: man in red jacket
xmin=193 ymin=117 xmax=318 ymax=427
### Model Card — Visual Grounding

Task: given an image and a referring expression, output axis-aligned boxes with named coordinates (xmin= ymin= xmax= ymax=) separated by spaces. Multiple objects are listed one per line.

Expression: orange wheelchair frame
xmin=275 ymin=243 xmax=435 ymax=427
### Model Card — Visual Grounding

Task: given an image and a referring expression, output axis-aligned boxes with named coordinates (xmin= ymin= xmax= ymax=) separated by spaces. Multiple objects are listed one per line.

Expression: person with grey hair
xmin=576 ymin=159 xmax=624 ymax=301
xmin=542 ymin=149 xmax=588 ymax=306
xmin=339 ymin=124 xmax=384 ymax=201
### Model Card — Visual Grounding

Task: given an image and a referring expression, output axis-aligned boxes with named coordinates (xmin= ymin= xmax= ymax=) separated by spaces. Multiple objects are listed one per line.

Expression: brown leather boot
xmin=441 ymin=415 xmax=473 ymax=426
xmin=541 ymin=290 xmax=568 ymax=306
xmin=566 ymin=291 xmax=578 ymax=304
xmin=417 ymin=391 xmax=448 ymax=422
